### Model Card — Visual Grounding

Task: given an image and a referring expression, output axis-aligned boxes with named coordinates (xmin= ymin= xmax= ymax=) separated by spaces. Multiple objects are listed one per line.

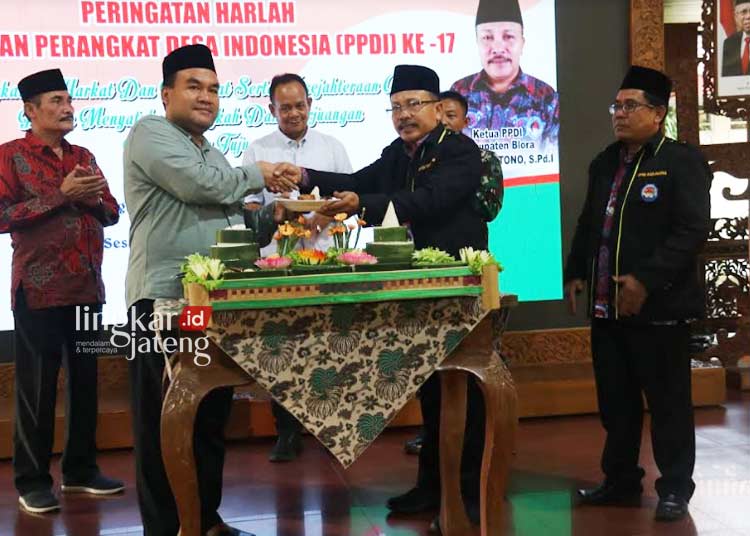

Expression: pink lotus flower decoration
xmin=254 ymin=256 xmax=292 ymax=270
xmin=337 ymin=251 xmax=378 ymax=265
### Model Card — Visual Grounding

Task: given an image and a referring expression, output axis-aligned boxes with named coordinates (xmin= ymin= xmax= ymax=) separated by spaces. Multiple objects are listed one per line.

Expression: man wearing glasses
xmin=564 ymin=66 xmax=711 ymax=522
xmin=273 ymin=64 xmax=488 ymax=529
xmin=722 ymin=0 xmax=750 ymax=76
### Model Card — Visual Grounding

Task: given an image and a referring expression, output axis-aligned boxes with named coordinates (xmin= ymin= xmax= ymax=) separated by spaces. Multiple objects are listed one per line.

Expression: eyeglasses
xmin=608 ymin=101 xmax=655 ymax=115
xmin=386 ymin=99 xmax=439 ymax=115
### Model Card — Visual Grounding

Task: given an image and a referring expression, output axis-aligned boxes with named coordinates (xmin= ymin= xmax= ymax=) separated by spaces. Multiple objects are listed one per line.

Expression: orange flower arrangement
xmin=290 ymin=248 xmax=328 ymax=265
xmin=274 ymin=218 xmax=312 ymax=256
xmin=328 ymin=211 xmax=366 ymax=251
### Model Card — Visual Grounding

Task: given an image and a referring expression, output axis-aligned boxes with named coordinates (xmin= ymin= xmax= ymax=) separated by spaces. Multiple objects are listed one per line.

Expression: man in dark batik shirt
xmin=0 ymin=68 xmax=123 ymax=515
xmin=440 ymin=90 xmax=503 ymax=222
xmin=451 ymin=0 xmax=560 ymax=149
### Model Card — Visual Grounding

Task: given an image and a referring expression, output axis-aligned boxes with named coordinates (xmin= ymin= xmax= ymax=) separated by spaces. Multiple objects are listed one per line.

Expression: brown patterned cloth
xmin=155 ymin=296 xmax=489 ymax=467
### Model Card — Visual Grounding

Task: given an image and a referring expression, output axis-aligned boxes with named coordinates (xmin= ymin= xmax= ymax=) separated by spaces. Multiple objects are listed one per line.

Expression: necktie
xmin=743 ymin=36 xmax=750 ymax=75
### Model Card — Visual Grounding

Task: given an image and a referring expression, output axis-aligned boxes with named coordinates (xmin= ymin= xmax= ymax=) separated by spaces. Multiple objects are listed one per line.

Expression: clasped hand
xmin=257 ymin=161 xmax=302 ymax=193
xmin=60 ymin=164 xmax=106 ymax=205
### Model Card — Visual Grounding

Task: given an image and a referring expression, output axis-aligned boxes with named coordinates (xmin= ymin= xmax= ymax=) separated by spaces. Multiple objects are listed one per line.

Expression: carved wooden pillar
xmin=630 ymin=0 xmax=665 ymax=68
xmin=665 ymin=24 xmax=700 ymax=145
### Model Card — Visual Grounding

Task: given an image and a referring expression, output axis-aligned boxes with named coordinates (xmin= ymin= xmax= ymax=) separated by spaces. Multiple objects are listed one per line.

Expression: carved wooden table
xmin=159 ymin=266 xmax=517 ymax=536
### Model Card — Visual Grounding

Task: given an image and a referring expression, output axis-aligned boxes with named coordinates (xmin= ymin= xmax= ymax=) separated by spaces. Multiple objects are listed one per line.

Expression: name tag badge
xmin=640 ymin=183 xmax=659 ymax=203
xmin=636 ymin=170 xmax=668 ymax=178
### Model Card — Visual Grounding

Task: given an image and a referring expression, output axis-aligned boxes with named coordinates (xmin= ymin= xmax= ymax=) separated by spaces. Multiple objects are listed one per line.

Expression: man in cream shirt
xmin=243 ymin=72 xmax=352 ymax=462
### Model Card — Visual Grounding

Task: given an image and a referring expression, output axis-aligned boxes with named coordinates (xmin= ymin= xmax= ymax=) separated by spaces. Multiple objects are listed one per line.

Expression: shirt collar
xmin=616 ymin=132 xmax=667 ymax=160
xmin=24 ymin=130 xmax=72 ymax=152
xmin=643 ymin=132 xmax=667 ymax=154
xmin=167 ymin=119 xmax=211 ymax=153
xmin=276 ymin=128 xmax=308 ymax=147
xmin=402 ymin=125 xmax=445 ymax=157
xmin=469 ymin=68 xmax=529 ymax=95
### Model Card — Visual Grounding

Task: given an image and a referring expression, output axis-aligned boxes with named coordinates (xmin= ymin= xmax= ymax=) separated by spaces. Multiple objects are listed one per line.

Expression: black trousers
xmin=590 ymin=319 xmax=695 ymax=500
xmin=271 ymin=401 xmax=302 ymax=436
xmin=127 ymin=299 xmax=233 ymax=536
xmin=13 ymin=288 xmax=100 ymax=495
xmin=417 ymin=372 xmax=486 ymax=508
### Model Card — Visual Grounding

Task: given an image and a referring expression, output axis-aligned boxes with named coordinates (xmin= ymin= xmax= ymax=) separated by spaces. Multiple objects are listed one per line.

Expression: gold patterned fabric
xmin=155 ymin=296 xmax=488 ymax=467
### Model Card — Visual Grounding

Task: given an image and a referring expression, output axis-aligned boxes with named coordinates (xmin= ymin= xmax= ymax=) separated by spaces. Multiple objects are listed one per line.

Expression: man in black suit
xmin=565 ymin=66 xmax=711 ymax=522
xmin=275 ymin=65 xmax=489 ymax=530
xmin=722 ymin=0 xmax=750 ymax=76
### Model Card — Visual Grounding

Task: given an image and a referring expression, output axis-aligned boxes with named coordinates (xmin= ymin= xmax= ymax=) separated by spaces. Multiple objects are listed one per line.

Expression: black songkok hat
xmin=619 ymin=65 xmax=672 ymax=104
xmin=390 ymin=65 xmax=440 ymax=96
xmin=18 ymin=69 xmax=67 ymax=101
xmin=162 ymin=44 xmax=216 ymax=82
xmin=476 ymin=0 xmax=524 ymax=26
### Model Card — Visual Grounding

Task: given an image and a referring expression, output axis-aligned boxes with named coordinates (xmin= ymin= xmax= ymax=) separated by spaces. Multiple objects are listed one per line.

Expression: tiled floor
xmin=1 ymin=391 xmax=748 ymax=535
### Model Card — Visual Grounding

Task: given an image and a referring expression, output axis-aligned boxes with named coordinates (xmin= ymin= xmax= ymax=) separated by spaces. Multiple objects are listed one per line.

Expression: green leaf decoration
xmin=181 ymin=253 xmax=225 ymax=289
xmin=310 ymin=367 xmax=339 ymax=394
xmin=261 ymin=321 xmax=290 ymax=349
xmin=357 ymin=413 xmax=386 ymax=441
xmin=411 ymin=247 xmax=456 ymax=264
xmin=377 ymin=349 xmax=404 ymax=376
xmin=444 ymin=328 xmax=468 ymax=354
xmin=331 ymin=305 xmax=356 ymax=330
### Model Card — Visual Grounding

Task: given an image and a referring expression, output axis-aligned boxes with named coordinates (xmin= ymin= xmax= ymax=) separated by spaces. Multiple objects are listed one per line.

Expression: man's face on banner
xmin=736 ymin=2 xmax=750 ymax=33
xmin=476 ymin=21 xmax=525 ymax=87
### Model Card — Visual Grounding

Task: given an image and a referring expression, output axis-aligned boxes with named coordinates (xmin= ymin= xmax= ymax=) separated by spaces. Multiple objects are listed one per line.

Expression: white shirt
xmin=242 ymin=128 xmax=354 ymax=254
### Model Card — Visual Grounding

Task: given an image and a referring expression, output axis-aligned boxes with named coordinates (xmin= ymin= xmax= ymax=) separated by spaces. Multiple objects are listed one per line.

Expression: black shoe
xmin=18 ymin=489 xmax=60 ymax=514
xmin=386 ymin=487 xmax=440 ymax=514
xmin=655 ymin=494 xmax=688 ymax=522
xmin=429 ymin=516 xmax=441 ymax=533
xmin=577 ymin=481 xmax=642 ymax=506
xmin=61 ymin=473 xmax=124 ymax=495
xmin=404 ymin=434 xmax=423 ymax=455
xmin=269 ymin=431 xmax=302 ymax=462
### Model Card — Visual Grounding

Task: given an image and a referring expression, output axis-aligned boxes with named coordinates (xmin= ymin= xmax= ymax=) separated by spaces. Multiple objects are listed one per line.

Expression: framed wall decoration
xmin=702 ymin=0 xmax=750 ymax=116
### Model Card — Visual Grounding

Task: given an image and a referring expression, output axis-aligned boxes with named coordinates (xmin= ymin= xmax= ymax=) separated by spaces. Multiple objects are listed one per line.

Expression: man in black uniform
xmin=403 ymin=89 xmax=504 ymax=457
xmin=564 ymin=66 xmax=711 ymax=522
xmin=306 ymin=65 xmax=487 ymax=254
xmin=276 ymin=64 xmax=488 ymax=528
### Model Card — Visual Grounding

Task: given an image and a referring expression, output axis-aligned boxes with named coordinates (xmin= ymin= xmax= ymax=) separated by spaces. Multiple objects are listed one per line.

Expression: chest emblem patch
xmin=640 ymin=183 xmax=659 ymax=203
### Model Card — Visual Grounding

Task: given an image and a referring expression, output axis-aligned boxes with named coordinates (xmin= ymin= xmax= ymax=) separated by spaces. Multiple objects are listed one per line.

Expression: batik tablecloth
xmin=155 ymin=296 xmax=489 ymax=467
